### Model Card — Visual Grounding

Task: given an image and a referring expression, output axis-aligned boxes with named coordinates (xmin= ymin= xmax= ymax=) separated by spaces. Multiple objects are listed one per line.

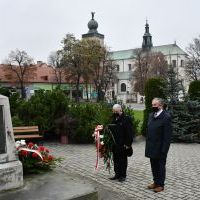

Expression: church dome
xmin=87 ymin=12 xmax=98 ymax=33
xmin=82 ymin=12 xmax=104 ymax=41
xmin=88 ymin=19 xmax=98 ymax=30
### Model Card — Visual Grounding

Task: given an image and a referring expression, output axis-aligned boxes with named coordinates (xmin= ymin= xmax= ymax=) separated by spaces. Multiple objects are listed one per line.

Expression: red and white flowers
xmin=93 ymin=125 xmax=114 ymax=172
xmin=15 ymin=140 xmax=60 ymax=174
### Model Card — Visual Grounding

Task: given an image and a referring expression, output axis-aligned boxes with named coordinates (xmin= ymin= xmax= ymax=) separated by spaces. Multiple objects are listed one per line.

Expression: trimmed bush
xmin=142 ymin=78 xmax=166 ymax=136
xmin=0 ymin=87 xmax=22 ymax=116
xmin=188 ymin=80 xmax=200 ymax=101
xmin=69 ymin=103 xmax=139 ymax=143
xmin=0 ymin=87 xmax=11 ymax=97
xmin=18 ymin=89 xmax=70 ymax=131
xmin=69 ymin=103 xmax=111 ymax=143
xmin=8 ymin=88 xmax=139 ymax=143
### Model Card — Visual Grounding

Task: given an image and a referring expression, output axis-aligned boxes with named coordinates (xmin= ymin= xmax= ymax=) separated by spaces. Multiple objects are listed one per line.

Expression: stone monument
xmin=0 ymin=95 xmax=23 ymax=191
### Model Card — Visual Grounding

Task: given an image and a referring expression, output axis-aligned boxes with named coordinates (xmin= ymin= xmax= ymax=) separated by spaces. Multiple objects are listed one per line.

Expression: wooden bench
xmin=13 ymin=126 xmax=43 ymax=140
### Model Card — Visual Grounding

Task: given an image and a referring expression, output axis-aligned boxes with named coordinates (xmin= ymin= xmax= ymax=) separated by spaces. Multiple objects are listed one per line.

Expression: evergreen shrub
xmin=188 ymin=80 xmax=200 ymax=101
xmin=18 ymin=89 xmax=70 ymax=131
xmin=168 ymin=100 xmax=200 ymax=142
xmin=142 ymin=78 xmax=166 ymax=136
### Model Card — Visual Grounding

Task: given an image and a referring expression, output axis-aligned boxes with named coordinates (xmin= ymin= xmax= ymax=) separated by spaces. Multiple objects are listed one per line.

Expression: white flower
xmin=100 ymin=141 xmax=104 ymax=145
xmin=99 ymin=135 xmax=104 ymax=139
xmin=15 ymin=141 xmax=21 ymax=148
xmin=15 ymin=140 xmax=26 ymax=148
xmin=20 ymin=140 xmax=26 ymax=145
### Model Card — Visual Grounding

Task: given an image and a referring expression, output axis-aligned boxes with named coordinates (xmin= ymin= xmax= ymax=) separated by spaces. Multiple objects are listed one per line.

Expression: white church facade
xmin=109 ymin=42 xmax=188 ymax=104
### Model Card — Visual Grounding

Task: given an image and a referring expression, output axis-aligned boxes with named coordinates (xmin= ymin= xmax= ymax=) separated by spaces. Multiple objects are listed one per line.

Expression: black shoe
xmin=118 ymin=177 xmax=126 ymax=182
xmin=109 ymin=175 xmax=119 ymax=180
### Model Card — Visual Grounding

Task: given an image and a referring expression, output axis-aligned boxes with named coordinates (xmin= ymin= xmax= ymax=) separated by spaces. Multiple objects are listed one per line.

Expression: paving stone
xmin=45 ymin=141 xmax=200 ymax=200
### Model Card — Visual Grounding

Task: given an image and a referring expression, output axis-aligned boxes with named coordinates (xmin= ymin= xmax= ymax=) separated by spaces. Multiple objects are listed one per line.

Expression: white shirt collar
xmin=155 ymin=109 xmax=163 ymax=117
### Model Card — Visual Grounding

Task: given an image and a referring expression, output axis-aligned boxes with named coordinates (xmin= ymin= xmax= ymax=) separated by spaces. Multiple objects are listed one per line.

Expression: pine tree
xmin=164 ymin=65 xmax=185 ymax=103
xmin=188 ymin=80 xmax=200 ymax=101
xmin=167 ymin=78 xmax=200 ymax=142
xmin=168 ymin=101 xmax=200 ymax=142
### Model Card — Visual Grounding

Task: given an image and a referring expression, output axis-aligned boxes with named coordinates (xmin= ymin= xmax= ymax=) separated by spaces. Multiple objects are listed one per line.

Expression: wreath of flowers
xmin=16 ymin=140 xmax=61 ymax=174
xmin=93 ymin=125 xmax=115 ymax=172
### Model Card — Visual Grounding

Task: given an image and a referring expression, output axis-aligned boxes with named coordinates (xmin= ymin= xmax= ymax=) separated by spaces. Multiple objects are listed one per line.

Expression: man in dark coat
xmin=109 ymin=104 xmax=134 ymax=182
xmin=145 ymin=98 xmax=172 ymax=192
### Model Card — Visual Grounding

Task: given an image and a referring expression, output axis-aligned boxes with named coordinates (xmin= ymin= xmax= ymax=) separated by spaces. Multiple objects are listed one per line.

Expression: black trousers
xmin=113 ymin=146 xmax=127 ymax=178
xmin=150 ymin=157 xmax=167 ymax=187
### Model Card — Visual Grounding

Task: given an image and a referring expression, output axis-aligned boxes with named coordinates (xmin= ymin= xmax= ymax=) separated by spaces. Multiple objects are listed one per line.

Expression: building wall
xmin=110 ymin=50 xmax=188 ymax=104
xmin=115 ymin=59 xmax=134 ymax=72
xmin=0 ymin=64 xmax=96 ymax=100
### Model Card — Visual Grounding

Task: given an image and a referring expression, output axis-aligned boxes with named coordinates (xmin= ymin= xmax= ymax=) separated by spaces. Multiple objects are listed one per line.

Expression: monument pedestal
xmin=0 ymin=95 xmax=23 ymax=192
xmin=0 ymin=160 xmax=23 ymax=191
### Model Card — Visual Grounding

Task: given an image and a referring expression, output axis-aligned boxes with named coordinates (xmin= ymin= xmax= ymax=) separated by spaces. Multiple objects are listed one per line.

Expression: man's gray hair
xmin=153 ymin=97 xmax=165 ymax=106
xmin=112 ymin=104 xmax=122 ymax=111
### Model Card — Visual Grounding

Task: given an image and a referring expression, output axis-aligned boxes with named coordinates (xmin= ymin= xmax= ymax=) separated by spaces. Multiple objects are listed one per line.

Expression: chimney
xmin=37 ymin=61 xmax=43 ymax=65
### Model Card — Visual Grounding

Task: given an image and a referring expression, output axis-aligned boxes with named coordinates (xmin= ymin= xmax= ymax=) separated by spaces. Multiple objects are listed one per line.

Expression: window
xmin=128 ymin=64 xmax=131 ymax=71
xmin=0 ymin=105 xmax=6 ymax=154
xmin=41 ymin=76 xmax=48 ymax=81
xmin=5 ymin=74 xmax=12 ymax=80
xmin=115 ymin=65 xmax=119 ymax=71
xmin=121 ymin=83 xmax=126 ymax=92
xmin=181 ymin=60 xmax=184 ymax=67
xmin=172 ymin=60 xmax=176 ymax=67
xmin=112 ymin=90 xmax=115 ymax=99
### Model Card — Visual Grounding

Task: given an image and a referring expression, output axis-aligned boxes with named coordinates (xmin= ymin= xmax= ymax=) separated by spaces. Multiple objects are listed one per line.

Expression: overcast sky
xmin=0 ymin=0 xmax=199 ymax=63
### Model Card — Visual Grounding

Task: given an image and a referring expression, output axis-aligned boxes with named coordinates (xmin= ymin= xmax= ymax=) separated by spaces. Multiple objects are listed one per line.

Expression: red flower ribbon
xmin=18 ymin=147 xmax=43 ymax=160
xmin=93 ymin=125 xmax=103 ymax=170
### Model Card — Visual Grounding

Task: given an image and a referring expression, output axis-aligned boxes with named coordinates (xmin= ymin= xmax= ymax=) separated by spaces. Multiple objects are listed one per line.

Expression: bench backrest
xmin=13 ymin=126 xmax=39 ymax=134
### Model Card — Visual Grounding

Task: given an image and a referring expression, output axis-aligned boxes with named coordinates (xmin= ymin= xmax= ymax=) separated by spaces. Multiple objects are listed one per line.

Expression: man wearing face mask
xmin=145 ymin=98 xmax=172 ymax=193
xmin=109 ymin=104 xmax=134 ymax=182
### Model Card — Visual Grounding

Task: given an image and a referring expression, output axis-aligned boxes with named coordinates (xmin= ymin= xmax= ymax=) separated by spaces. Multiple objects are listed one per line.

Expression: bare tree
xmin=133 ymin=49 xmax=168 ymax=95
xmin=92 ymin=57 xmax=112 ymax=101
xmin=133 ymin=49 xmax=148 ymax=95
xmin=3 ymin=49 xmax=35 ymax=99
xmin=48 ymin=50 xmax=66 ymax=87
xmin=148 ymin=52 xmax=168 ymax=78
xmin=185 ymin=35 xmax=200 ymax=81
xmin=102 ymin=57 xmax=117 ymax=95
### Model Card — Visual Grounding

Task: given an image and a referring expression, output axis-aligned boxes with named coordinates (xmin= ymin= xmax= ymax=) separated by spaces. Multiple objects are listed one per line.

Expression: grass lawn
xmin=133 ymin=110 xmax=144 ymax=135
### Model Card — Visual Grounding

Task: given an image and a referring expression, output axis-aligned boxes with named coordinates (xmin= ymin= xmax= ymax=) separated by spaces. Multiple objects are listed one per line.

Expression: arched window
xmin=121 ymin=83 xmax=126 ymax=92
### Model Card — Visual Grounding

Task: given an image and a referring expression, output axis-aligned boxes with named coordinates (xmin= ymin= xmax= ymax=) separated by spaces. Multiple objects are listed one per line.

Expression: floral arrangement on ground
xmin=16 ymin=140 xmax=62 ymax=174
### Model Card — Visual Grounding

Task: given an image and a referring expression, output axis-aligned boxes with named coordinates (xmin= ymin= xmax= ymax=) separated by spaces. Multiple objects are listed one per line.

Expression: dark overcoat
xmin=110 ymin=113 xmax=134 ymax=147
xmin=145 ymin=110 xmax=172 ymax=158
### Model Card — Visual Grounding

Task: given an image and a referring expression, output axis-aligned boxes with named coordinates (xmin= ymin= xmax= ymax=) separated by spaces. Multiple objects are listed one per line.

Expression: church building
xmin=82 ymin=13 xmax=188 ymax=103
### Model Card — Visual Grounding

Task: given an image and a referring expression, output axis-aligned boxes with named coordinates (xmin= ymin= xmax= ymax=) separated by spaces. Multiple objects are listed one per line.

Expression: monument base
xmin=0 ymin=160 xmax=23 ymax=191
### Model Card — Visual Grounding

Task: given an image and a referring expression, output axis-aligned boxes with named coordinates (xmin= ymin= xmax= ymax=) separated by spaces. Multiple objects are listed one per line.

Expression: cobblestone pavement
xmin=45 ymin=141 xmax=200 ymax=200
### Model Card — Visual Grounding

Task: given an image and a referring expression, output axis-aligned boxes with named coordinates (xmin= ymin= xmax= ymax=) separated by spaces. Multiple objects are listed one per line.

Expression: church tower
xmin=82 ymin=12 xmax=104 ymax=45
xmin=142 ymin=20 xmax=153 ymax=50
